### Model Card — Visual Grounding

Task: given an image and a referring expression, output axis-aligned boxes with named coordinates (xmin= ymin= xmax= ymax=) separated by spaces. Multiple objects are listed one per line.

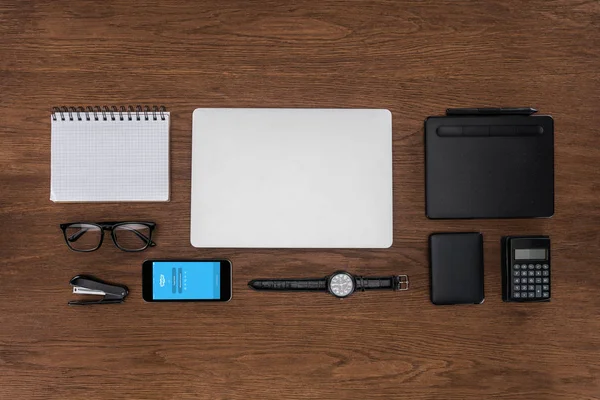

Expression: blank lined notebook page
xmin=50 ymin=107 xmax=170 ymax=202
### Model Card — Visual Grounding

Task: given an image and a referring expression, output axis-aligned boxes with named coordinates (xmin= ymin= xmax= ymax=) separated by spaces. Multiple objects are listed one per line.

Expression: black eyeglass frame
xmin=60 ymin=221 xmax=156 ymax=252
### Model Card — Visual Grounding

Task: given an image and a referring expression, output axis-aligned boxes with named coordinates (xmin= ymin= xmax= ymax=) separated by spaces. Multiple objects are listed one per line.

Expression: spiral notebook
xmin=50 ymin=106 xmax=170 ymax=202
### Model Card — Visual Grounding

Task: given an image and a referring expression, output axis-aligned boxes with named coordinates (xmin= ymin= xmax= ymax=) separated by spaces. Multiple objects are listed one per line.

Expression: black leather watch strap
xmin=355 ymin=275 xmax=409 ymax=291
xmin=249 ymin=279 xmax=327 ymax=291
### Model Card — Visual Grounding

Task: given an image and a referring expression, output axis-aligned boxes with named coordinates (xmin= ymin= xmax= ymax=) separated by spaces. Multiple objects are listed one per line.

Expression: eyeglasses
xmin=60 ymin=222 xmax=156 ymax=252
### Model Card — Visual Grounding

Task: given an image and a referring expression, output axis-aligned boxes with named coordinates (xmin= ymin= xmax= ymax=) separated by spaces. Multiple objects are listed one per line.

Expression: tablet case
xmin=430 ymin=233 xmax=484 ymax=305
xmin=425 ymin=114 xmax=554 ymax=219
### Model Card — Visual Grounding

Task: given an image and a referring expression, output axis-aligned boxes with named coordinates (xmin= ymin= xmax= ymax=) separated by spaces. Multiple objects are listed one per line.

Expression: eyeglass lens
xmin=64 ymin=223 xmax=102 ymax=251
xmin=113 ymin=223 xmax=152 ymax=251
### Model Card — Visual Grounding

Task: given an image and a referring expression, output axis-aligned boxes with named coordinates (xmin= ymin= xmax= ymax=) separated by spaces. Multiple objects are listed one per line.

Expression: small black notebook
xmin=430 ymin=233 xmax=484 ymax=305
xmin=425 ymin=113 xmax=554 ymax=219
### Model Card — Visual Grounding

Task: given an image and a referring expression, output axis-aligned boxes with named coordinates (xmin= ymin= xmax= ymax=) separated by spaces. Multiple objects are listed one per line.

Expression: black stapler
xmin=69 ymin=275 xmax=128 ymax=305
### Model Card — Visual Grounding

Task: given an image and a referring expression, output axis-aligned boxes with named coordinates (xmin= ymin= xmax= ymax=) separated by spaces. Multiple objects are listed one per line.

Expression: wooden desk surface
xmin=1 ymin=1 xmax=599 ymax=399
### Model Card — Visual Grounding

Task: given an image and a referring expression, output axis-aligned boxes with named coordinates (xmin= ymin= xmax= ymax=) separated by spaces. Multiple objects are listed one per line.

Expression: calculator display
xmin=515 ymin=248 xmax=546 ymax=260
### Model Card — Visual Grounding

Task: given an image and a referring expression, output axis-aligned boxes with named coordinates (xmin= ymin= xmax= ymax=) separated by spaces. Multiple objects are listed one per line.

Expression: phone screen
xmin=151 ymin=261 xmax=221 ymax=300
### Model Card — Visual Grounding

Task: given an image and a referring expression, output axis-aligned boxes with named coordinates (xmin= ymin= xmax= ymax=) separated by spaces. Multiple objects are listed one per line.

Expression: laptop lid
xmin=191 ymin=108 xmax=393 ymax=248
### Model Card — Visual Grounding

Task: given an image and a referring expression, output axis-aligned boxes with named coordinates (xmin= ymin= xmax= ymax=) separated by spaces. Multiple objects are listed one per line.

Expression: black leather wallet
xmin=429 ymin=232 xmax=484 ymax=305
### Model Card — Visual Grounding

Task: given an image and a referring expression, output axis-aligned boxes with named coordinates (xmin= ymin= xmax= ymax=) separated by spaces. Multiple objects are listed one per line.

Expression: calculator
xmin=502 ymin=236 xmax=551 ymax=302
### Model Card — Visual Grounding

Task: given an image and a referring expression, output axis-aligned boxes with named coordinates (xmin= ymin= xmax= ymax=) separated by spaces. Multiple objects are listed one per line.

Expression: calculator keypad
xmin=511 ymin=263 xmax=550 ymax=301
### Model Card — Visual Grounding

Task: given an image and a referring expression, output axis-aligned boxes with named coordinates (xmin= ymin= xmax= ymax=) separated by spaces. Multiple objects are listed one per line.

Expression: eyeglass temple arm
xmin=67 ymin=228 xmax=89 ymax=242
xmin=68 ymin=227 xmax=156 ymax=246
xmin=122 ymin=227 xmax=156 ymax=246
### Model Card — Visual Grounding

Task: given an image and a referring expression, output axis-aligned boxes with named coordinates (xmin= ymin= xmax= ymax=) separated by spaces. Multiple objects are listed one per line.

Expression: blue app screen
xmin=152 ymin=261 xmax=221 ymax=300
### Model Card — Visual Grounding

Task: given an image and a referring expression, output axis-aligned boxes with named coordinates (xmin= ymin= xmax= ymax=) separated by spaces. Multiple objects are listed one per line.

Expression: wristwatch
xmin=248 ymin=271 xmax=409 ymax=298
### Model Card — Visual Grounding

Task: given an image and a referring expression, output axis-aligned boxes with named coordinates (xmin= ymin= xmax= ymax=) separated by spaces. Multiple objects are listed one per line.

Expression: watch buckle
xmin=396 ymin=275 xmax=409 ymax=291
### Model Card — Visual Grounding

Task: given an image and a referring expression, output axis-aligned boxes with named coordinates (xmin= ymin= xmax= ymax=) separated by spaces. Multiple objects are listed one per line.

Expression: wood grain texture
xmin=1 ymin=0 xmax=599 ymax=398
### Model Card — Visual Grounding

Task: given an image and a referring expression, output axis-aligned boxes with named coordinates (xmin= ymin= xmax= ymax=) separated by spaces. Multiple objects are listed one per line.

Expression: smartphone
xmin=142 ymin=259 xmax=232 ymax=302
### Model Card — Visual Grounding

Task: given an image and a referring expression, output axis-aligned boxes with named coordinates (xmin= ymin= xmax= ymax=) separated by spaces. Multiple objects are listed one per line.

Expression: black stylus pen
xmin=446 ymin=107 xmax=537 ymax=116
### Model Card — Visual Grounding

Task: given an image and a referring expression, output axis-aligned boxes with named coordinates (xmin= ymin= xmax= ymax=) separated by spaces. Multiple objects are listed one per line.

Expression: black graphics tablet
xmin=425 ymin=113 xmax=554 ymax=219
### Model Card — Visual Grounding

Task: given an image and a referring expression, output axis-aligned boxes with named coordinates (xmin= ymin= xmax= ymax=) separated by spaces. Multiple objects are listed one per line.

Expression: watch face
xmin=328 ymin=272 xmax=354 ymax=298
